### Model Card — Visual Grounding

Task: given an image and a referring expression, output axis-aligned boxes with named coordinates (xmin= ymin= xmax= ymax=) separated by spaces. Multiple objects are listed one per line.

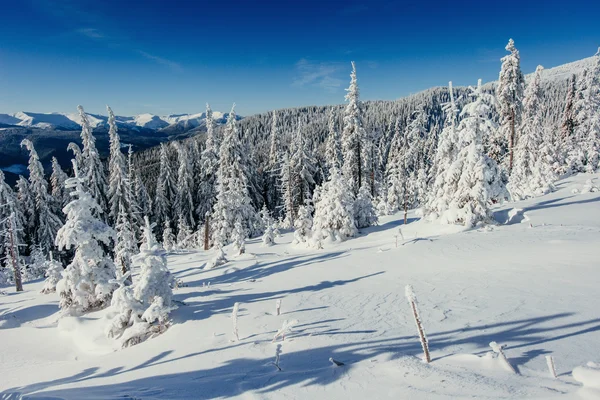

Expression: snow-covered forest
xmin=1 ymin=41 xmax=600 ymax=399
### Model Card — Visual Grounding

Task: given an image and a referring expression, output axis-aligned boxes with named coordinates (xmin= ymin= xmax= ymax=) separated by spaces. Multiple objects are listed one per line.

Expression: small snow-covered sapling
xmin=274 ymin=344 xmax=282 ymax=371
xmin=232 ymin=302 xmax=241 ymax=341
xmin=489 ymin=341 xmax=517 ymax=374
xmin=276 ymin=299 xmax=282 ymax=316
xmin=273 ymin=319 xmax=298 ymax=342
xmin=405 ymin=285 xmax=431 ymax=363
xmin=546 ymin=355 xmax=558 ymax=379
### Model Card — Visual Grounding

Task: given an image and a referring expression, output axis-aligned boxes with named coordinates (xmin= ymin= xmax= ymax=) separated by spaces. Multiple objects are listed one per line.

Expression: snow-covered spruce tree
xmin=21 ymin=139 xmax=62 ymax=253
xmin=289 ymin=122 xmax=316 ymax=216
xmin=325 ymin=108 xmax=343 ymax=174
xmin=211 ymin=104 xmax=257 ymax=248
xmin=509 ymin=66 xmax=556 ymax=199
xmin=260 ymin=205 xmax=275 ymax=246
xmin=16 ymin=175 xmax=35 ymax=244
xmin=23 ymin=244 xmax=46 ymax=281
xmin=280 ymin=151 xmax=294 ymax=229
xmin=0 ymin=171 xmax=25 ymax=258
xmin=312 ymin=167 xmax=357 ymax=243
xmin=176 ymin=214 xmax=192 ymax=250
xmin=114 ymin=203 xmax=136 ymax=285
xmin=341 ymin=61 xmax=368 ymax=196
xmin=559 ymin=75 xmax=577 ymax=172
xmin=496 ymin=39 xmax=525 ymax=172
xmin=107 ymin=105 xmax=131 ymax=225
xmin=566 ymin=70 xmax=589 ymax=173
xmin=581 ymin=49 xmax=600 ymax=173
xmin=265 ymin=110 xmax=282 ymax=213
xmin=77 ymin=105 xmax=108 ymax=214
xmin=231 ymin=215 xmax=246 ymax=255
xmin=108 ymin=217 xmax=175 ymax=347
xmin=197 ymin=104 xmax=220 ymax=220
xmin=154 ymin=143 xmax=176 ymax=233
xmin=134 ymin=171 xmax=152 ymax=220
xmin=2 ymin=211 xmax=25 ymax=292
xmin=354 ymin=184 xmax=377 ymax=229
xmin=293 ymin=203 xmax=313 ymax=245
xmin=41 ymin=253 xmax=63 ymax=294
xmin=425 ymin=83 xmax=462 ymax=221
xmin=67 ymin=142 xmax=83 ymax=176
xmin=446 ymin=80 xmax=507 ymax=227
xmin=173 ymin=142 xmax=195 ymax=229
xmin=55 ymin=164 xmax=116 ymax=313
xmin=162 ymin=219 xmax=176 ymax=252
xmin=50 ymin=156 xmax=69 ymax=208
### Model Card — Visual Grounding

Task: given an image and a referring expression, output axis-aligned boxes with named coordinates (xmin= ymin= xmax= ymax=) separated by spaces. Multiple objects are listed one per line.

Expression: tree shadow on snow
xmin=4 ymin=311 xmax=600 ymax=399
xmin=0 ymin=304 xmax=59 ymax=329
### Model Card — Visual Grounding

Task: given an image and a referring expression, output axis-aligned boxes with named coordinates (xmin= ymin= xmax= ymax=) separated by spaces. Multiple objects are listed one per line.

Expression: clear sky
xmin=0 ymin=0 xmax=598 ymax=117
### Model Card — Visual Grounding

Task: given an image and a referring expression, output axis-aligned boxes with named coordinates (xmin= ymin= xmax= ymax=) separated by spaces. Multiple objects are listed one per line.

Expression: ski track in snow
xmin=1 ymin=173 xmax=600 ymax=399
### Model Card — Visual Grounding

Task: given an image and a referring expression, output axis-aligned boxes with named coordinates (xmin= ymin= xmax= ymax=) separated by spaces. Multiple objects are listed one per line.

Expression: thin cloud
xmin=76 ymin=28 xmax=104 ymax=40
xmin=292 ymin=59 xmax=344 ymax=92
xmin=136 ymin=50 xmax=183 ymax=73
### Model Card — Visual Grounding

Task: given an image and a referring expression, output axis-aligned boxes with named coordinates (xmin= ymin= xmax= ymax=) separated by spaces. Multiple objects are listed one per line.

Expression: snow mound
xmin=573 ymin=362 xmax=600 ymax=389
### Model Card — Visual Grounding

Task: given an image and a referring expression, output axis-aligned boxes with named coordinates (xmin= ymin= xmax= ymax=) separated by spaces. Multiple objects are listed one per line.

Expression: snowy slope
xmin=1 ymin=173 xmax=600 ymax=399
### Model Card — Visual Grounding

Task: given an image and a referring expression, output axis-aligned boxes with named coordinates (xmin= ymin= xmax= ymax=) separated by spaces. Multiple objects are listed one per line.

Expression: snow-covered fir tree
xmin=446 ymin=80 xmax=507 ymax=227
xmin=20 ymin=139 xmax=62 ymax=253
xmin=67 ymin=142 xmax=83 ymax=175
xmin=41 ymin=253 xmax=63 ymax=294
xmin=289 ymin=122 xmax=316 ymax=216
xmin=23 ymin=244 xmax=46 ymax=281
xmin=114 ymin=203 xmax=136 ymax=285
xmin=266 ymin=110 xmax=282 ymax=213
xmin=341 ymin=62 xmax=368 ymax=196
xmin=211 ymin=105 xmax=258 ymax=248
xmin=560 ymin=74 xmax=577 ymax=171
xmin=77 ymin=105 xmax=108 ymax=214
xmin=0 ymin=171 xmax=25 ymax=267
xmin=134 ymin=171 xmax=152 ymax=220
xmin=107 ymin=105 xmax=131 ymax=225
xmin=16 ymin=176 xmax=35 ymax=245
xmin=176 ymin=214 xmax=192 ymax=250
xmin=154 ymin=143 xmax=176 ymax=233
xmin=325 ymin=108 xmax=343 ymax=173
xmin=496 ymin=39 xmax=525 ymax=172
xmin=173 ymin=142 xmax=195 ymax=229
xmin=293 ymin=203 xmax=313 ymax=244
xmin=280 ymin=151 xmax=294 ymax=229
xmin=55 ymin=163 xmax=116 ymax=313
xmin=50 ymin=156 xmax=69 ymax=208
xmin=231 ymin=216 xmax=246 ymax=255
xmin=312 ymin=167 xmax=357 ymax=243
xmin=580 ymin=49 xmax=600 ymax=172
xmin=197 ymin=104 xmax=220 ymax=220
xmin=424 ymin=82 xmax=461 ymax=220
xmin=162 ymin=219 xmax=176 ymax=252
xmin=260 ymin=205 xmax=275 ymax=246
xmin=354 ymin=184 xmax=377 ymax=229
xmin=509 ymin=66 xmax=556 ymax=199
xmin=2 ymin=211 xmax=25 ymax=292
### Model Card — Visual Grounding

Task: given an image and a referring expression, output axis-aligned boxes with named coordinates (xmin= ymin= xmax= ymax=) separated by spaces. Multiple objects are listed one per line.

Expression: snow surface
xmin=1 ymin=172 xmax=600 ymax=399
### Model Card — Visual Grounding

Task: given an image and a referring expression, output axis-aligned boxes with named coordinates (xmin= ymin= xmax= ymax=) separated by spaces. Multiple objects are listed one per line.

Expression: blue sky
xmin=0 ymin=0 xmax=598 ymax=117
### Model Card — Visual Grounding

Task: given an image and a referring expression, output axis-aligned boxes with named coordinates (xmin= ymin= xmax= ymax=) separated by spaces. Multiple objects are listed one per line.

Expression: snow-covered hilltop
xmin=0 ymin=110 xmax=233 ymax=131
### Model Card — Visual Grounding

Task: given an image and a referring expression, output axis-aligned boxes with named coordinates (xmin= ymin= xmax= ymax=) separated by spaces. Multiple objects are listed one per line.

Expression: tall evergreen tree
xmin=581 ymin=48 xmax=600 ymax=172
xmin=197 ymin=104 xmax=220 ymax=220
xmin=341 ymin=62 xmax=367 ymax=196
xmin=50 ymin=157 xmax=69 ymax=208
xmin=289 ymin=122 xmax=316 ymax=214
xmin=266 ymin=110 xmax=282 ymax=213
xmin=67 ymin=142 xmax=83 ymax=176
xmin=509 ymin=66 xmax=556 ymax=199
xmin=16 ymin=176 xmax=35 ymax=244
xmin=211 ymin=105 xmax=257 ymax=247
xmin=20 ymin=139 xmax=62 ymax=253
xmin=154 ymin=143 xmax=176 ymax=232
xmin=107 ymin=105 xmax=131 ymax=225
xmin=77 ymin=105 xmax=107 ymax=213
xmin=496 ymin=39 xmax=525 ymax=172
xmin=173 ymin=142 xmax=195 ymax=229
xmin=325 ymin=108 xmax=342 ymax=173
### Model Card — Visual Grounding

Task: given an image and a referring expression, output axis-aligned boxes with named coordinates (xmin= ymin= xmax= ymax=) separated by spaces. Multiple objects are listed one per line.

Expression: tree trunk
xmin=409 ymin=299 xmax=431 ymax=363
xmin=509 ymin=108 xmax=515 ymax=172
xmin=204 ymin=213 xmax=210 ymax=251
xmin=8 ymin=215 xmax=23 ymax=292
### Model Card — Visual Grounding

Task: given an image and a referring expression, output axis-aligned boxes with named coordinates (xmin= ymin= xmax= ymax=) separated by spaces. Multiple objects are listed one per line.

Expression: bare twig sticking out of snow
xmin=273 ymin=319 xmax=298 ymax=342
xmin=489 ymin=341 xmax=517 ymax=374
xmin=405 ymin=285 xmax=431 ymax=363
xmin=274 ymin=344 xmax=282 ymax=371
xmin=394 ymin=228 xmax=404 ymax=248
xmin=329 ymin=357 xmax=345 ymax=367
xmin=232 ymin=302 xmax=240 ymax=341
xmin=546 ymin=355 xmax=558 ymax=379
xmin=276 ymin=299 xmax=282 ymax=316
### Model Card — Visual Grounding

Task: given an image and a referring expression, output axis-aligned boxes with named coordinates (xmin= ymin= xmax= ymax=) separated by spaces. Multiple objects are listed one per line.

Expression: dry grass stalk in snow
xmin=405 ymin=285 xmax=431 ymax=363
xmin=546 ymin=355 xmax=558 ymax=378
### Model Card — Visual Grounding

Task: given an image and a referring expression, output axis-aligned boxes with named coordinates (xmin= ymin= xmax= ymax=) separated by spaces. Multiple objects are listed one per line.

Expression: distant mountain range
xmin=0 ymin=110 xmax=234 ymax=132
